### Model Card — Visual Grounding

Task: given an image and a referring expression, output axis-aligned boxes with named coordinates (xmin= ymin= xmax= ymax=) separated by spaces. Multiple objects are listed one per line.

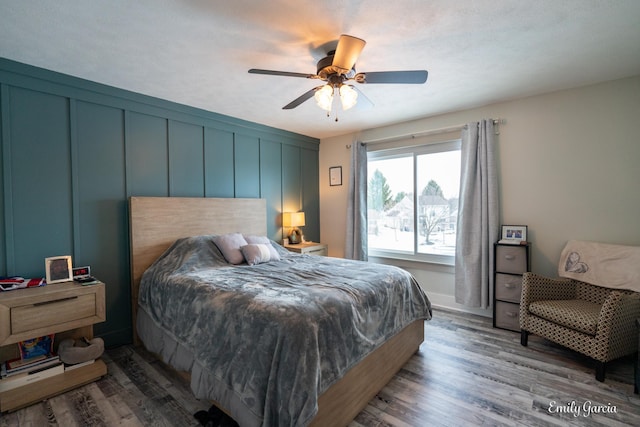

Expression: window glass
xmin=416 ymin=150 xmax=460 ymax=257
xmin=368 ymin=155 xmax=414 ymax=253
xmin=367 ymin=140 xmax=461 ymax=263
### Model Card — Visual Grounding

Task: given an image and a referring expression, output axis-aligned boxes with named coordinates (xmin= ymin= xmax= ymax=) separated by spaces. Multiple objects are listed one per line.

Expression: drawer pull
xmin=505 ymin=311 xmax=518 ymax=317
xmin=33 ymin=296 xmax=78 ymax=306
xmin=504 ymin=254 xmax=515 ymax=260
xmin=504 ymin=283 xmax=516 ymax=289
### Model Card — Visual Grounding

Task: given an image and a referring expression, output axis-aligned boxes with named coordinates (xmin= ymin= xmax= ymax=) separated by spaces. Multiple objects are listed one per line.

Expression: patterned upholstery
xmin=529 ymin=299 xmax=601 ymax=335
xmin=520 ymin=272 xmax=640 ymax=380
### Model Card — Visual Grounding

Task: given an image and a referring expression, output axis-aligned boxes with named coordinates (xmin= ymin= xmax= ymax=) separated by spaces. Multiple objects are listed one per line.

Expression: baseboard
xmin=427 ymin=292 xmax=492 ymax=318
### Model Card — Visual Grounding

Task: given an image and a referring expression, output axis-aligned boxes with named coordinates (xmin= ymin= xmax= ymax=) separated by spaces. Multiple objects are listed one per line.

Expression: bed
xmin=129 ymin=196 xmax=431 ymax=426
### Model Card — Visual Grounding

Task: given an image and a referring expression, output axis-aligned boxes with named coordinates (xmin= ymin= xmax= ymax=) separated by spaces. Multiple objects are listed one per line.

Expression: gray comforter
xmin=137 ymin=235 xmax=431 ymax=427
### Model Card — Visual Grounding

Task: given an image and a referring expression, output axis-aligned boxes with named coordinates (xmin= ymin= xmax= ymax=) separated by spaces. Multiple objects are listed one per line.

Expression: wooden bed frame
xmin=128 ymin=196 xmax=424 ymax=426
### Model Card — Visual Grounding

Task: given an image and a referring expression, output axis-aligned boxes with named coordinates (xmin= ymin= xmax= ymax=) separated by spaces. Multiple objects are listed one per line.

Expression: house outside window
xmin=367 ymin=139 xmax=461 ymax=265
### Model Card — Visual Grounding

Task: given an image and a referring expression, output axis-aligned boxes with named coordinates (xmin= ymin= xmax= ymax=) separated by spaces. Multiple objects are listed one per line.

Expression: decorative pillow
xmin=212 ymin=233 xmax=248 ymax=264
xmin=244 ymin=235 xmax=281 ymax=261
xmin=241 ymin=244 xmax=272 ymax=266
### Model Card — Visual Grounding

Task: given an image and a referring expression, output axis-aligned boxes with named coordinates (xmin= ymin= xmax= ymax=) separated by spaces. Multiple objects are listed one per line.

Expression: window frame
xmin=367 ymin=138 xmax=461 ymax=266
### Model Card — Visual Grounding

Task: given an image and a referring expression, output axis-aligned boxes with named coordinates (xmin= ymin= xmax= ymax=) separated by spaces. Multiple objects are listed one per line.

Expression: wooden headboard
xmin=128 ymin=196 xmax=267 ymax=343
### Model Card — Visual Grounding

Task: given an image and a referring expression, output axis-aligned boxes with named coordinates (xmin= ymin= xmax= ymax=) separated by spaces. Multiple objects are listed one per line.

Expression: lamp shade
xmin=282 ymin=212 xmax=305 ymax=227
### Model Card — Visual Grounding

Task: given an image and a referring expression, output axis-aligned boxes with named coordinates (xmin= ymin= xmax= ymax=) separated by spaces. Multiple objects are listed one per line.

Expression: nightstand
xmin=284 ymin=242 xmax=328 ymax=256
xmin=0 ymin=281 xmax=107 ymax=412
xmin=493 ymin=242 xmax=530 ymax=332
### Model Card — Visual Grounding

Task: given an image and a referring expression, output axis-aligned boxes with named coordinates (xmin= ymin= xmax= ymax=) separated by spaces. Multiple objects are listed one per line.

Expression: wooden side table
xmin=0 ymin=281 xmax=107 ymax=412
xmin=284 ymin=242 xmax=328 ymax=256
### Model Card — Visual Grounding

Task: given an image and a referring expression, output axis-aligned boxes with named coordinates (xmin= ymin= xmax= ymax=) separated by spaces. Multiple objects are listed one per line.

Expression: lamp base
xmin=288 ymin=229 xmax=302 ymax=244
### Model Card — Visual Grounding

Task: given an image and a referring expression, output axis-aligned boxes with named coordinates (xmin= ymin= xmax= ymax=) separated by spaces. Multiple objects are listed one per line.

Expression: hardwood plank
xmin=3 ymin=308 xmax=639 ymax=426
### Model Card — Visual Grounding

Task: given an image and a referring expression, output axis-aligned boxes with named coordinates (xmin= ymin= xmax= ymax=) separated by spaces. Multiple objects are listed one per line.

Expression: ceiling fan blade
xmin=249 ymin=69 xmax=318 ymax=79
xmin=352 ymin=86 xmax=374 ymax=110
xmin=282 ymin=86 xmax=324 ymax=109
xmin=357 ymin=70 xmax=428 ymax=84
xmin=332 ymin=34 xmax=366 ymax=73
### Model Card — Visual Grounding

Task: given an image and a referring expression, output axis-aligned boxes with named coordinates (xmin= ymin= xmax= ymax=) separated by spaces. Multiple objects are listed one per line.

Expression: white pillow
xmin=212 ymin=233 xmax=248 ymax=264
xmin=240 ymin=244 xmax=272 ymax=265
xmin=244 ymin=235 xmax=281 ymax=261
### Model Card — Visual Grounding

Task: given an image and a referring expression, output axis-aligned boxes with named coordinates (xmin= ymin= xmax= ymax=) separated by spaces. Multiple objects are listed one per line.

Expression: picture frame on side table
xmin=500 ymin=225 xmax=528 ymax=244
xmin=329 ymin=166 xmax=342 ymax=186
xmin=45 ymin=255 xmax=73 ymax=284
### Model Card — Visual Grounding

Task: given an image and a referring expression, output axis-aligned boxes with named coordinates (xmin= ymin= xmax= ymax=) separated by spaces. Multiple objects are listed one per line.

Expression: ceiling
xmin=1 ymin=1 xmax=639 ymax=140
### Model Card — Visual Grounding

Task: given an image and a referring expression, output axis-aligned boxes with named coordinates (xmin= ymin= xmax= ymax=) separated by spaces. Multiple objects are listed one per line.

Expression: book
xmin=3 ymin=355 xmax=61 ymax=377
xmin=0 ymin=363 xmax=63 ymax=392
xmin=18 ymin=334 xmax=55 ymax=360
xmin=6 ymin=354 xmax=46 ymax=370
xmin=64 ymin=359 xmax=96 ymax=371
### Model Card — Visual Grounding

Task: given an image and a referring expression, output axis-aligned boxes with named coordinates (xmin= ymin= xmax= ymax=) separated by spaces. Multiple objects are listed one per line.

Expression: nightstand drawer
xmin=495 ymin=273 xmax=523 ymax=303
xmin=284 ymin=242 xmax=328 ymax=256
xmin=305 ymin=247 xmax=327 ymax=256
xmin=495 ymin=301 xmax=520 ymax=331
xmin=495 ymin=245 xmax=528 ymax=274
xmin=0 ymin=281 xmax=105 ymax=346
xmin=12 ymin=293 xmax=97 ymax=334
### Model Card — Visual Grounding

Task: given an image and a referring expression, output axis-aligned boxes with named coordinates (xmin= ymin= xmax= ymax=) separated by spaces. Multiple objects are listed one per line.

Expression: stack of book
xmin=0 ymin=354 xmax=63 ymax=392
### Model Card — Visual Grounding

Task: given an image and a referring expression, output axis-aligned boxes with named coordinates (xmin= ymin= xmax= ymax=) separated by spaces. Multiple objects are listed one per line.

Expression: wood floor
xmin=2 ymin=308 xmax=639 ymax=426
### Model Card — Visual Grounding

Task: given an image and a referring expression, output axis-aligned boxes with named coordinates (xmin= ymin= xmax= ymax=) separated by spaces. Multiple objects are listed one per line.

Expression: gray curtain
xmin=345 ymin=141 xmax=368 ymax=261
xmin=455 ymin=120 xmax=499 ymax=308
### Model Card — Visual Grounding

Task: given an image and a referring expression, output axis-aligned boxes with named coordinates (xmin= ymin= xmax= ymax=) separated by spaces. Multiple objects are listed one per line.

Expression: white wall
xmin=319 ymin=75 xmax=640 ymax=316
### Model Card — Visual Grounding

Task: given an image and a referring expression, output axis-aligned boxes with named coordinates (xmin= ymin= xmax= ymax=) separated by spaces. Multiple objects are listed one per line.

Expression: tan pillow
xmin=241 ymin=244 xmax=272 ymax=265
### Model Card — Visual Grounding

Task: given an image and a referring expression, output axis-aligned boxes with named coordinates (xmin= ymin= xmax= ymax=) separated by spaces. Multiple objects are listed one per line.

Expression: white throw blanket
xmin=558 ymin=240 xmax=640 ymax=293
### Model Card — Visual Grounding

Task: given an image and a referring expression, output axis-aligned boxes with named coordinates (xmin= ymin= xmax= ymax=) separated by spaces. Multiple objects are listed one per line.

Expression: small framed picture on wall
xmin=329 ymin=166 xmax=342 ymax=186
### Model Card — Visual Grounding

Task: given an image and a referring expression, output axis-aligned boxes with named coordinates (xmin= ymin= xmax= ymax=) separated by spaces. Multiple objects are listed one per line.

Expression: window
xmin=367 ymin=140 xmax=461 ymax=264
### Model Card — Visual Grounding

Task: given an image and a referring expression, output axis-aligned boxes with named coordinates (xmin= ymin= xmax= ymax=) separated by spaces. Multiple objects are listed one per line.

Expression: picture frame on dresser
xmin=500 ymin=225 xmax=527 ymax=244
xmin=44 ymin=255 xmax=73 ymax=284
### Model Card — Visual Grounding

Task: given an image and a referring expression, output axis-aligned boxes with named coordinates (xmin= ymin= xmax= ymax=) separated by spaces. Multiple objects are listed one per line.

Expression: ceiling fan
xmin=248 ymin=34 xmax=428 ymax=114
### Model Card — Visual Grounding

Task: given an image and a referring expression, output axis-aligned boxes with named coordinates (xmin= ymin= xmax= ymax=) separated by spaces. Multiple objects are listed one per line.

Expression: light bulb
xmin=314 ymin=85 xmax=334 ymax=112
xmin=339 ymin=85 xmax=358 ymax=110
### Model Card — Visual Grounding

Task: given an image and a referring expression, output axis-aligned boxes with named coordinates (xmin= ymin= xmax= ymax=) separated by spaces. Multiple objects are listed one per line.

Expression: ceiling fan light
xmin=314 ymin=85 xmax=334 ymax=111
xmin=339 ymin=84 xmax=358 ymax=110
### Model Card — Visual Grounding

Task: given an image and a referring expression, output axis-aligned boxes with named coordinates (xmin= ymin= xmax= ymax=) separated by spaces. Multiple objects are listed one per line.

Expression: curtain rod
xmin=348 ymin=118 xmax=504 ymax=148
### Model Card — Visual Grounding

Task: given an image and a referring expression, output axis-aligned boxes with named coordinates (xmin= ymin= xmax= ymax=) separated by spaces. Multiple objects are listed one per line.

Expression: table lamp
xmin=283 ymin=212 xmax=305 ymax=244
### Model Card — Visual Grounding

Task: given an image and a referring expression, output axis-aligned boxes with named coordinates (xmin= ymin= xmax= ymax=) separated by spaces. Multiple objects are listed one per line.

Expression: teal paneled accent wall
xmin=126 ymin=111 xmax=169 ymax=196
xmin=233 ymin=134 xmax=261 ymax=198
xmin=260 ymin=139 xmax=284 ymax=241
xmin=0 ymin=58 xmax=319 ymax=346
xmin=169 ymin=120 xmax=205 ymax=197
xmin=301 ymin=147 xmax=320 ymax=239
xmin=205 ymin=128 xmax=234 ymax=197
xmin=9 ymin=88 xmax=73 ymax=274
xmin=282 ymin=144 xmax=302 ymax=212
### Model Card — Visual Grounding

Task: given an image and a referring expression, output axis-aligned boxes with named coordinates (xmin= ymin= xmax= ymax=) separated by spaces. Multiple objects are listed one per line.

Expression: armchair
xmin=520 ymin=272 xmax=640 ymax=381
